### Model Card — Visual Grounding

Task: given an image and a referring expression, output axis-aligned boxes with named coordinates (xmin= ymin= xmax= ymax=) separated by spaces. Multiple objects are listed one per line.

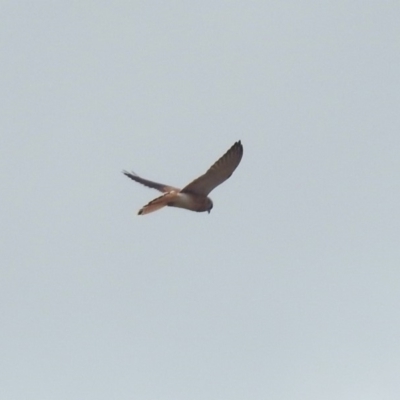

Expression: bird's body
xmin=123 ymin=141 xmax=243 ymax=215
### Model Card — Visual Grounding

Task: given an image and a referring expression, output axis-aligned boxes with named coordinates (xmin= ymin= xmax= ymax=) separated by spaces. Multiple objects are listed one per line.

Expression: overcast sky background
xmin=1 ymin=2 xmax=400 ymax=399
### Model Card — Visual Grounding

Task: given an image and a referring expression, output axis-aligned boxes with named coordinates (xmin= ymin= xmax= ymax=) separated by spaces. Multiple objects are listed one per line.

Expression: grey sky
xmin=1 ymin=2 xmax=400 ymax=399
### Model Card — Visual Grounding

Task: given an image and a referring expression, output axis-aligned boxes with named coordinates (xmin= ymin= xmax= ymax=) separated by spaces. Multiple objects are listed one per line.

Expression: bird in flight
xmin=123 ymin=140 xmax=243 ymax=215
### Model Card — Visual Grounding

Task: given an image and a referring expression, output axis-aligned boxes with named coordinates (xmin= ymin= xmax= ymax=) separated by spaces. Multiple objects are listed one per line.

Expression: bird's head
xmin=206 ymin=198 xmax=213 ymax=214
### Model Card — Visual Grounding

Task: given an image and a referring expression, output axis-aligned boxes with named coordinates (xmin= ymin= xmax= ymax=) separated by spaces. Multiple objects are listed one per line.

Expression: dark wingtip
xmin=138 ymin=209 xmax=143 ymax=215
xmin=234 ymin=140 xmax=243 ymax=154
xmin=233 ymin=140 xmax=242 ymax=149
xmin=122 ymin=170 xmax=138 ymax=177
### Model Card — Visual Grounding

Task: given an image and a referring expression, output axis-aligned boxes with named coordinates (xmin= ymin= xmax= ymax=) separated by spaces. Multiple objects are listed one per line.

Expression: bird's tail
xmin=138 ymin=193 xmax=174 ymax=215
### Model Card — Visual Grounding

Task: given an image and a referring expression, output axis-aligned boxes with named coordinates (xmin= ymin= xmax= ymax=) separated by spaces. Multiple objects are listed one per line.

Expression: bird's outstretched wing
xmin=181 ymin=141 xmax=243 ymax=196
xmin=123 ymin=171 xmax=179 ymax=193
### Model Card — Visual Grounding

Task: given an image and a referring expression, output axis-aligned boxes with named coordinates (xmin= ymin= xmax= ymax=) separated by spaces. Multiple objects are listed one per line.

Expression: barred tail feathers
xmin=138 ymin=192 xmax=176 ymax=215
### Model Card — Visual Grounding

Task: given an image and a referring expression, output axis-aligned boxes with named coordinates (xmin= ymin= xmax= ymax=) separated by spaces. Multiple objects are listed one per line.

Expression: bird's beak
xmin=207 ymin=210 xmax=211 ymax=214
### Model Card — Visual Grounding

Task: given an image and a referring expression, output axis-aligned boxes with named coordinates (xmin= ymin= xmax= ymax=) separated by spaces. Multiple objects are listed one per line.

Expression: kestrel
xmin=123 ymin=140 xmax=243 ymax=215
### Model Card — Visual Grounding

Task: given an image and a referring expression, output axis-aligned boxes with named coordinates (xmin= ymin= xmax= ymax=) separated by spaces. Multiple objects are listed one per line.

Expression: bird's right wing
xmin=181 ymin=141 xmax=243 ymax=196
xmin=123 ymin=171 xmax=179 ymax=193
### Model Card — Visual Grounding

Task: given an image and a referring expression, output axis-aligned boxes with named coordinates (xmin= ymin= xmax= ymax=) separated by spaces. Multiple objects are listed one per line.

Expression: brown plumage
xmin=123 ymin=140 xmax=243 ymax=215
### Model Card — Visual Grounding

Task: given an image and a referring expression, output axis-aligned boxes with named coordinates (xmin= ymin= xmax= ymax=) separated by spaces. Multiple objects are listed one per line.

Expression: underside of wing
xmin=181 ymin=140 xmax=243 ymax=196
xmin=123 ymin=171 xmax=179 ymax=193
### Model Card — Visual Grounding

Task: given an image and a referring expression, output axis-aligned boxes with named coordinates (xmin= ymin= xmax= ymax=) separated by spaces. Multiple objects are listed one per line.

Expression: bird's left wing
xmin=123 ymin=171 xmax=179 ymax=193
